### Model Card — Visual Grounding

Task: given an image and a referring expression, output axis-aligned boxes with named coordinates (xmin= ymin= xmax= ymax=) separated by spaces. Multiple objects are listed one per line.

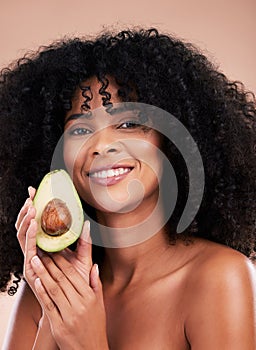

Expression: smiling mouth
xmin=88 ymin=167 xmax=133 ymax=179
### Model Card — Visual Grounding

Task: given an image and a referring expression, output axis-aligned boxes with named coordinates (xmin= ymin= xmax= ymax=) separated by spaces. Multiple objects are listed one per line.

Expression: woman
xmin=1 ymin=28 xmax=255 ymax=349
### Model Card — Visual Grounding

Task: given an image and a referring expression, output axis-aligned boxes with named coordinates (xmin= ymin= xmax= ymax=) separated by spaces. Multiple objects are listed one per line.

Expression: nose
xmin=92 ymin=142 xmax=122 ymax=157
xmin=88 ymin=129 xmax=123 ymax=157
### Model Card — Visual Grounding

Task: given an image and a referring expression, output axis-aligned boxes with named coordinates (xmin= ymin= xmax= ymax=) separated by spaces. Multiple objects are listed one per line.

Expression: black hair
xmin=0 ymin=28 xmax=255 ymax=294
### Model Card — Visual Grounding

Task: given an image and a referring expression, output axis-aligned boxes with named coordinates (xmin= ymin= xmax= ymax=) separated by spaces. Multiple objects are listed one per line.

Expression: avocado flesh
xmin=33 ymin=169 xmax=84 ymax=252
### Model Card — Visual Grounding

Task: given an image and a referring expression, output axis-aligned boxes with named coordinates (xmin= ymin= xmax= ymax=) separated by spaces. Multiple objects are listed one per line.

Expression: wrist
xmin=33 ymin=315 xmax=58 ymax=350
xmin=38 ymin=313 xmax=51 ymax=330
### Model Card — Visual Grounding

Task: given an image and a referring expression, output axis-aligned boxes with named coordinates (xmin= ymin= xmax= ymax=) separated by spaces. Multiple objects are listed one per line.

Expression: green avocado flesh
xmin=33 ymin=169 xmax=84 ymax=252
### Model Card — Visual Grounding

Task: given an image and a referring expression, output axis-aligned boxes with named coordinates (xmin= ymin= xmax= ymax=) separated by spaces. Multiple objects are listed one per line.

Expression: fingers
xmin=34 ymin=277 xmax=60 ymax=321
xmin=49 ymin=254 xmax=92 ymax=296
xmin=31 ymin=253 xmax=95 ymax=322
xmin=16 ymin=204 xmax=36 ymax=253
xmin=28 ymin=186 xmax=36 ymax=199
xmin=31 ymin=256 xmax=70 ymax=320
xmin=90 ymin=264 xmax=104 ymax=308
xmin=15 ymin=197 xmax=32 ymax=231
xmin=75 ymin=220 xmax=93 ymax=266
xmin=15 ymin=186 xmax=36 ymax=231
xmin=38 ymin=254 xmax=81 ymax=304
xmin=90 ymin=264 xmax=100 ymax=293
xmin=16 ymin=186 xmax=37 ymax=253
xmin=23 ymin=219 xmax=39 ymax=284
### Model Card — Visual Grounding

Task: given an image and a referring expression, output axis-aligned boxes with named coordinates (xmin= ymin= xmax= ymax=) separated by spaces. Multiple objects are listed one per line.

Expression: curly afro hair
xmin=0 ymin=28 xmax=255 ymax=295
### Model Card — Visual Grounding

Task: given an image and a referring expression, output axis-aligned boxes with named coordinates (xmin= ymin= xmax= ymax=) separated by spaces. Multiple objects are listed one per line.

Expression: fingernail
xmin=28 ymin=186 xmax=33 ymax=196
xmin=81 ymin=220 xmax=90 ymax=240
xmin=85 ymin=220 xmax=90 ymax=232
xmin=31 ymin=255 xmax=41 ymax=266
xmin=95 ymin=264 xmax=99 ymax=276
xmin=35 ymin=277 xmax=42 ymax=288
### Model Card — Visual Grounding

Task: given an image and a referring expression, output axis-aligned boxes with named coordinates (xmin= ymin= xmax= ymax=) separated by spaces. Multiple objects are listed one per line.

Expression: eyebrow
xmin=64 ymin=107 xmax=147 ymax=126
xmin=64 ymin=107 xmax=122 ymax=125
xmin=64 ymin=113 xmax=92 ymax=125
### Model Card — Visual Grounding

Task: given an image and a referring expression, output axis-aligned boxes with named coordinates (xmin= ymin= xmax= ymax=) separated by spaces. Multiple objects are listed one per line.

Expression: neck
xmin=101 ymin=227 xmax=173 ymax=289
xmin=95 ymin=192 xmax=168 ymax=248
xmin=94 ymin=193 xmax=174 ymax=289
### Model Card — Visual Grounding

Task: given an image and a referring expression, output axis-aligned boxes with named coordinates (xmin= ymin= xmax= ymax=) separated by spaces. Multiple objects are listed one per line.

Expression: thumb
xmin=90 ymin=264 xmax=103 ymax=298
xmin=28 ymin=186 xmax=36 ymax=200
xmin=75 ymin=220 xmax=92 ymax=265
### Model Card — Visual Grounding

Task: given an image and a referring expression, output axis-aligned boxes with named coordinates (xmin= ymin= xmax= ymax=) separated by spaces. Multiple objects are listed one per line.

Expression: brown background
xmin=0 ymin=0 xmax=255 ymax=346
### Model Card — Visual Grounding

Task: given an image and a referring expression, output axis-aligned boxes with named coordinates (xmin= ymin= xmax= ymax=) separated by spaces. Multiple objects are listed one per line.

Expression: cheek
xmin=128 ymin=140 xmax=163 ymax=175
xmin=63 ymin=139 xmax=85 ymax=176
xmin=63 ymin=142 xmax=74 ymax=175
xmin=63 ymin=142 xmax=89 ymax=201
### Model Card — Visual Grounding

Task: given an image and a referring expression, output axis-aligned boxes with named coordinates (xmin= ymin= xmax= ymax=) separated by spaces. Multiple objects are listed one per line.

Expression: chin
xmin=86 ymin=192 xmax=144 ymax=215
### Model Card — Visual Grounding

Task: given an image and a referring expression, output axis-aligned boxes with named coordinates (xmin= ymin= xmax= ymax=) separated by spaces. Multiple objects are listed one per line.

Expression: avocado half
xmin=33 ymin=169 xmax=84 ymax=252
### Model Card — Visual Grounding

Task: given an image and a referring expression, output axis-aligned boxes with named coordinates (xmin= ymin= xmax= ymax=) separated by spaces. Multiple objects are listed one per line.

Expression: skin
xmin=3 ymin=77 xmax=256 ymax=350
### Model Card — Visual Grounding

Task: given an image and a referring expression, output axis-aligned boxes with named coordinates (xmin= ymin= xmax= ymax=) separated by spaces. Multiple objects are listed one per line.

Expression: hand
xmin=15 ymin=187 xmax=59 ymax=349
xmin=16 ymin=187 xmax=108 ymax=349
xmin=16 ymin=186 xmax=92 ymax=285
xmin=28 ymin=223 xmax=108 ymax=350
xmin=16 ymin=186 xmax=36 ymax=254
xmin=15 ymin=186 xmax=42 ymax=295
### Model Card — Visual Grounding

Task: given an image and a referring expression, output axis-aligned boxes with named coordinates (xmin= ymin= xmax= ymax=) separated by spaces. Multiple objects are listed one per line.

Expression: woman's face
xmin=63 ymin=76 xmax=164 ymax=215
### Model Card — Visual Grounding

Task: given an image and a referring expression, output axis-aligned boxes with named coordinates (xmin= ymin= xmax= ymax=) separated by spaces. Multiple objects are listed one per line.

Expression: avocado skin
xmin=33 ymin=169 xmax=84 ymax=252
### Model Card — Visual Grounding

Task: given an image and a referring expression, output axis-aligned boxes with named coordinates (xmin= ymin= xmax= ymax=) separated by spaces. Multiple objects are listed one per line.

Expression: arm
xmin=33 ymin=314 xmax=59 ymax=350
xmin=185 ymin=253 xmax=256 ymax=349
xmin=2 ymin=282 xmax=58 ymax=350
xmin=1 ymin=188 xmax=59 ymax=349
xmin=8 ymin=187 xmax=108 ymax=349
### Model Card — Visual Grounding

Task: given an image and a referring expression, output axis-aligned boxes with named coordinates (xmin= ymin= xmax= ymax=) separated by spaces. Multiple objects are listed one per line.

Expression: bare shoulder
xmin=185 ymin=238 xmax=256 ymax=302
xmin=3 ymin=281 xmax=42 ymax=349
xmin=183 ymin=239 xmax=256 ymax=349
xmin=189 ymin=238 xmax=256 ymax=286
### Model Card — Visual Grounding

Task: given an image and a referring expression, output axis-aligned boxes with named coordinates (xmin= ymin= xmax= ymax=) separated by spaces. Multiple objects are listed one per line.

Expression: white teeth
xmin=90 ymin=167 xmax=130 ymax=179
xmin=108 ymin=170 xmax=115 ymax=177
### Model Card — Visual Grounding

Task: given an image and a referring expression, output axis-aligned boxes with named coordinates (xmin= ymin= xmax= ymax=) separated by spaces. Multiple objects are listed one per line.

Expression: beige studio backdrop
xmin=0 ymin=0 xmax=255 ymax=346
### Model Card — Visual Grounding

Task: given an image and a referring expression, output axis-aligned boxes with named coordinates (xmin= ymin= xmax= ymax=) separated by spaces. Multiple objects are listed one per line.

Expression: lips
xmin=90 ymin=167 xmax=132 ymax=178
xmin=87 ymin=165 xmax=134 ymax=186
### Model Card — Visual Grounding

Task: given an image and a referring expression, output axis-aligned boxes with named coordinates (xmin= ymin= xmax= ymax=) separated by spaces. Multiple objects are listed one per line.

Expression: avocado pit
xmin=41 ymin=198 xmax=72 ymax=236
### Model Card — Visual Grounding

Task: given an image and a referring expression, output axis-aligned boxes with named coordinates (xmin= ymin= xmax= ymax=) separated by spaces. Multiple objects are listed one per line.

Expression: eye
xmin=118 ymin=121 xmax=141 ymax=129
xmin=68 ymin=127 xmax=92 ymax=136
